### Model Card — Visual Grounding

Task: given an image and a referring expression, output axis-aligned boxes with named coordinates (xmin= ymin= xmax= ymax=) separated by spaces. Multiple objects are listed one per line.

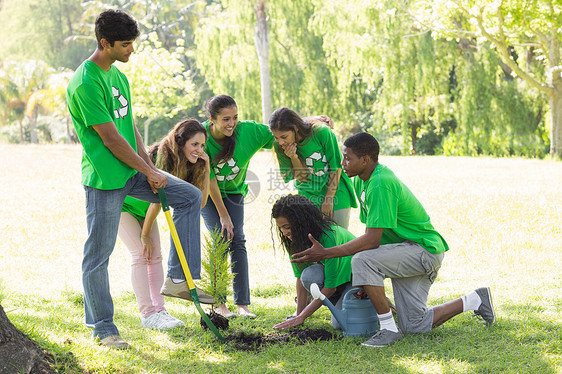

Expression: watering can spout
xmin=309 ymin=283 xmax=348 ymax=331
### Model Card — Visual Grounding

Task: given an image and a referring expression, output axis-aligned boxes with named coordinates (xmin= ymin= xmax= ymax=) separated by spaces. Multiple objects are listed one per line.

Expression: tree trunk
xmin=144 ymin=116 xmax=158 ymax=146
xmin=0 ymin=304 xmax=55 ymax=374
xmin=254 ymin=0 xmax=272 ymax=125
xmin=65 ymin=116 xmax=71 ymax=144
xmin=551 ymin=79 xmax=562 ymax=158
xmin=29 ymin=107 xmax=38 ymax=144
xmin=19 ymin=119 xmax=24 ymax=143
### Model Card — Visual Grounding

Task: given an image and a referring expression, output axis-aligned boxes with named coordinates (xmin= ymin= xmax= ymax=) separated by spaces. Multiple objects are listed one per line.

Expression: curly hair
xmin=271 ymin=194 xmax=335 ymax=257
xmin=148 ymin=119 xmax=208 ymax=190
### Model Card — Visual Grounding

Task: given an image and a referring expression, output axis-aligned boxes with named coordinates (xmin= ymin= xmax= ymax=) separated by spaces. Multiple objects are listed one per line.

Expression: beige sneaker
xmin=100 ymin=335 xmax=129 ymax=349
xmin=160 ymin=277 xmax=216 ymax=304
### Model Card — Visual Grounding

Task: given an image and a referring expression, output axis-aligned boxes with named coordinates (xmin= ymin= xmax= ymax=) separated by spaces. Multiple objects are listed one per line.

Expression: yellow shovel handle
xmin=162 ymin=209 xmax=196 ymax=291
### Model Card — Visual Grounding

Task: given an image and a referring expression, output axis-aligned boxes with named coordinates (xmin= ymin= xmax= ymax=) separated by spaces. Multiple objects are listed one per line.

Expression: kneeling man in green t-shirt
xmin=292 ymin=132 xmax=495 ymax=347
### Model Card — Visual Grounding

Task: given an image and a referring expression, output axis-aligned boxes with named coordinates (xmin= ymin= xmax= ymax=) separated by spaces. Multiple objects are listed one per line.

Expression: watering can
xmin=310 ymin=283 xmax=379 ymax=337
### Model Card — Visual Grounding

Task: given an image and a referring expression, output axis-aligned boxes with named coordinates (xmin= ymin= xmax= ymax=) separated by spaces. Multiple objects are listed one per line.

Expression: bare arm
xmin=321 ymin=168 xmax=341 ymax=218
xmin=209 ymin=177 xmax=234 ymax=241
xmin=140 ymin=203 xmax=161 ymax=261
xmin=92 ymin=121 xmax=166 ymax=192
xmin=295 ymin=278 xmax=309 ymax=315
xmin=292 ymin=228 xmax=384 ymax=263
xmin=273 ymin=284 xmax=337 ymax=329
xmin=280 ymin=143 xmax=310 ymax=183
xmin=303 ymin=115 xmax=334 ymax=129
xmin=199 ymin=152 xmax=211 ymax=208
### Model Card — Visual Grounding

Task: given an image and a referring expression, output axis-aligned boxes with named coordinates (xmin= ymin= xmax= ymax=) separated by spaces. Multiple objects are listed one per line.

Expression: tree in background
xmin=69 ymin=0 xmax=213 ymax=143
xmin=315 ymin=0 xmax=547 ymax=156
xmin=0 ymin=0 xmax=554 ymax=158
xmin=419 ymin=0 xmax=560 ymax=157
xmin=195 ymin=0 xmax=337 ymax=122
xmin=117 ymin=33 xmax=198 ymax=144
xmin=1 ymin=60 xmax=51 ymax=143
xmin=0 ymin=0 xmax=91 ymax=70
xmin=254 ymin=0 xmax=272 ymax=125
xmin=195 ymin=0 xmax=263 ymax=119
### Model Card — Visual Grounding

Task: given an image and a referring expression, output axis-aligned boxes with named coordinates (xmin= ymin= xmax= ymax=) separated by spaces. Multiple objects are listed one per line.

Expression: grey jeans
xmin=351 ymin=241 xmax=444 ymax=333
xmin=300 ymin=263 xmax=353 ymax=330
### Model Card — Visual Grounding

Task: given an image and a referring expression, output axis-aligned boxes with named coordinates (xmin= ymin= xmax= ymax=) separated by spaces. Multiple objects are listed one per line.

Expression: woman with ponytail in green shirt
xmin=201 ymin=95 xmax=333 ymax=318
xmin=269 ymin=107 xmax=357 ymax=229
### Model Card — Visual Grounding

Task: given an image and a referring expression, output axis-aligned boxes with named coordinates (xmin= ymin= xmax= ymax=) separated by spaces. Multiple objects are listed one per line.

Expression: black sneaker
xmin=361 ymin=329 xmax=403 ymax=347
xmin=473 ymin=287 xmax=496 ymax=326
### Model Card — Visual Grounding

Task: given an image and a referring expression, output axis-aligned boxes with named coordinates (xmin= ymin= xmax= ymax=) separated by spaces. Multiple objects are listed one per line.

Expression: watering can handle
xmin=343 ymin=287 xmax=365 ymax=301
xmin=310 ymin=283 xmax=325 ymax=300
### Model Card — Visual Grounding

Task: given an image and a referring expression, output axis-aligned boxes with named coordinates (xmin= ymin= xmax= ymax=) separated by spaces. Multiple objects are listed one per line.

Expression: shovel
xmin=157 ymin=188 xmax=225 ymax=343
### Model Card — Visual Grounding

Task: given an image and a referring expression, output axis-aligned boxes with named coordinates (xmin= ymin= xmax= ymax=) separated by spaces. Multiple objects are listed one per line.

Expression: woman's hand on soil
xmin=273 ymin=315 xmax=304 ymax=330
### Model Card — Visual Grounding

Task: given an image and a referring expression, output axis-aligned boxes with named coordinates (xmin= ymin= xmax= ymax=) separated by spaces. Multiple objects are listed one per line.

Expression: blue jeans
xmin=82 ymin=171 xmax=201 ymax=339
xmin=200 ymin=194 xmax=250 ymax=305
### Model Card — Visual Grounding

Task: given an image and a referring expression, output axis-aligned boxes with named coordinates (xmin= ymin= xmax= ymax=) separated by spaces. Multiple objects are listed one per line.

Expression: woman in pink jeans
xmin=118 ymin=119 xmax=211 ymax=329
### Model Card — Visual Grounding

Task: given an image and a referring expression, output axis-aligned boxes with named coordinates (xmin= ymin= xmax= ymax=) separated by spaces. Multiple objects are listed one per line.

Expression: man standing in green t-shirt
xmin=293 ymin=132 xmax=496 ymax=347
xmin=67 ymin=10 xmax=212 ymax=349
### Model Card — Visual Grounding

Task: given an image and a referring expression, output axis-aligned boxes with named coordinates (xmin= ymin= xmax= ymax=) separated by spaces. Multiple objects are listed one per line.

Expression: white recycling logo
xmin=360 ymin=190 xmax=368 ymax=211
xmin=305 ymin=151 xmax=328 ymax=177
xmin=214 ymin=158 xmax=240 ymax=182
xmin=112 ymin=86 xmax=129 ymax=119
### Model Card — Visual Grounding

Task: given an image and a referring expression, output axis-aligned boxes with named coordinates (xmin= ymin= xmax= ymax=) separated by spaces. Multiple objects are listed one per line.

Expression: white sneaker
xmin=158 ymin=310 xmax=185 ymax=329
xmin=141 ymin=312 xmax=170 ymax=330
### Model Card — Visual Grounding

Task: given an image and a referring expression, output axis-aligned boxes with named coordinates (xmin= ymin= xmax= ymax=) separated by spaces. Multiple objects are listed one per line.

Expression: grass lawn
xmin=0 ymin=144 xmax=561 ymax=373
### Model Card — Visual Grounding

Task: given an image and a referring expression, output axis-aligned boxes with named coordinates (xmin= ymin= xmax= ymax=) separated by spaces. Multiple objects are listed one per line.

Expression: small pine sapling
xmin=200 ymin=228 xmax=234 ymax=310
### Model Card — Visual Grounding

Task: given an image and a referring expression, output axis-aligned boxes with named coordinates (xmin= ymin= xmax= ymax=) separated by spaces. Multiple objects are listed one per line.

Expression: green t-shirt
xmin=203 ymin=120 xmax=274 ymax=197
xmin=122 ymin=196 xmax=150 ymax=221
xmin=354 ymin=164 xmax=449 ymax=254
xmin=291 ymin=224 xmax=355 ymax=288
xmin=275 ymin=124 xmax=357 ymax=211
xmin=67 ymin=60 xmax=137 ymax=189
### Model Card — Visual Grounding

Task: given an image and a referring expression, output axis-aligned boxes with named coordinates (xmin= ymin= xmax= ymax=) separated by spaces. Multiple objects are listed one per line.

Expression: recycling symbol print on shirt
xmin=305 ymin=151 xmax=328 ymax=177
xmin=214 ymin=158 xmax=240 ymax=182
xmin=360 ymin=190 xmax=368 ymax=211
xmin=112 ymin=86 xmax=129 ymax=119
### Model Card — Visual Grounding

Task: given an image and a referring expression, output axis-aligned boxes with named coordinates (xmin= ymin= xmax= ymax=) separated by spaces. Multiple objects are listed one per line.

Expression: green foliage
xmin=200 ymin=228 xmax=234 ymax=307
xmin=117 ymin=33 xmax=198 ymax=123
xmin=194 ymin=0 xmax=338 ymax=121
xmin=0 ymin=58 xmax=74 ymax=143
xmin=194 ymin=0 xmax=262 ymax=119
xmin=0 ymin=0 xmax=91 ymax=69
xmin=0 ymin=0 xmax=555 ymax=158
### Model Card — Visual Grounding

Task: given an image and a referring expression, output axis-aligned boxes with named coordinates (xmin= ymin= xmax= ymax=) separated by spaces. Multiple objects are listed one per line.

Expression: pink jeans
xmin=118 ymin=212 xmax=166 ymax=317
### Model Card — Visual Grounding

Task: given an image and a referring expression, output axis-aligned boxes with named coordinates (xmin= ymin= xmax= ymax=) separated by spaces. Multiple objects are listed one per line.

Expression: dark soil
xmin=225 ymin=328 xmax=339 ymax=352
xmin=200 ymin=311 xmax=229 ymax=330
